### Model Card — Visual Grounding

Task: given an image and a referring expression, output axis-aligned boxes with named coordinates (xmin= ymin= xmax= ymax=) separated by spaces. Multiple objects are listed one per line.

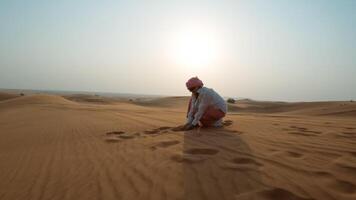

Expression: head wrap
xmin=186 ymin=77 xmax=203 ymax=89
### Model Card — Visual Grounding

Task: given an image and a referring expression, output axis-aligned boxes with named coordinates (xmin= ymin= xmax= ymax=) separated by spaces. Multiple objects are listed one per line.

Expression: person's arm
xmin=186 ymin=96 xmax=195 ymax=124
xmin=191 ymin=93 xmax=210 ymax=126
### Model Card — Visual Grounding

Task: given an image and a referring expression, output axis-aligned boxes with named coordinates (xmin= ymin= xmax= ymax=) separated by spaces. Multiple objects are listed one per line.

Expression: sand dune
xmin=0 ymin=94 xmax=76 ymax=107
xmin=0 ymin=93 xmax=355 ymax=200
xmin=133 ymin=96 xmax=189 ymax=109
xmin=0 ymin=92 xmax=21 ymax=101
xmin=134 ymin=96 xmax=356 ymax=117
xmin=228 ymin=100 xmax=356 ymax=117
xmin=63 ymin=94 xmax=126 ymax=104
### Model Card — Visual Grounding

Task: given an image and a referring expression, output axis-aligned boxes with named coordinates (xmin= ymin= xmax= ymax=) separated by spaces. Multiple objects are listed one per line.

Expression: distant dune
xmin=1 ymin=92 xmax=355 ymax=117
xmin=0 ymin=94 xmax=76 ymax=107
xmin=131 ymin=95 xmax=356 ymax=117
xmin=229 ymin=99 xmax=356 ymax=117
xmin=133 ymin=96 xmax=189 ymax=108
xmin=0 ymin=92 xmax=21 ymax=101
xmin=63 ymin=94 xmax=123 ymax=104
xmin=1 ymin=92 xmax=356 ymax=200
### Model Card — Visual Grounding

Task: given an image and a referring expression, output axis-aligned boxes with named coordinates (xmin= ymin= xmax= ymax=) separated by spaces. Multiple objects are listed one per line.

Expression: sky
xmin=0 ymin=0 xmax=355 ymax=101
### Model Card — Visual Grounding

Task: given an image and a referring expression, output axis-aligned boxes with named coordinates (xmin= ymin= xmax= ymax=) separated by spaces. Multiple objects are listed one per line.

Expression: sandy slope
xmin=228 ymin=99 xmax=356 ymax=117
xmin=0 ymin=92 xmax=21 ymax=101
xmin=0 ymin=94 xmax=356 ymax=200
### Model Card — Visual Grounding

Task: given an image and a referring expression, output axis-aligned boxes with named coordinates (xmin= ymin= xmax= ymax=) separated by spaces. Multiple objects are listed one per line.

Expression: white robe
xmin=187 ymin=87 xmax=227 ymax=126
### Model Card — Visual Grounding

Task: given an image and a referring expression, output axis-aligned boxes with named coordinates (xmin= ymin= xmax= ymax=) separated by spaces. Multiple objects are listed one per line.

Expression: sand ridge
xmin=132 ymin=96 xmax=356 ymax=117
xmin=0 ymin=94 xmax=76 ymax=106
xmin=0 ymin=92 xmax=21 ymax=101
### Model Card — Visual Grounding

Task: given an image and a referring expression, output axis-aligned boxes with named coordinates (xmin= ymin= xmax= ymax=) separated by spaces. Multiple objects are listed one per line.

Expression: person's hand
xmin=172 ymin=123 xmax=190 ymax=131
xmin=183 ymin=123 xmax=190 ymax=129
xmin=173 ymin=123 xmax=197 ymax=131
xmin=183 ymin=123 xmax=196 ymax=131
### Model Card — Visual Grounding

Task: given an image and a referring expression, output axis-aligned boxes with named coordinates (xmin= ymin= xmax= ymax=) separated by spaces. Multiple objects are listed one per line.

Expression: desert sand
xmin=0 ymin=93 xmax=356 ymax=200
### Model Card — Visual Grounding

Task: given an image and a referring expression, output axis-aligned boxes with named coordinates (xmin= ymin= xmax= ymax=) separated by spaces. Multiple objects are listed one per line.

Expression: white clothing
xmin=187 ymin=87 xmax=227 ymax=126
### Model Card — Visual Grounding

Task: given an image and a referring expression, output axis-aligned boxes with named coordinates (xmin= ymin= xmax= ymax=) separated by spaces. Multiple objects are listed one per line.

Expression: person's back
xmin=202 ymin=87 xmax=227 ymax=114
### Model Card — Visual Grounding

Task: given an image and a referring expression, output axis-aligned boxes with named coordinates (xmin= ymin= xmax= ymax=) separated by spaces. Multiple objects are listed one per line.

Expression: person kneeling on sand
xmin=183 ymin=77 xmax=227 ymax=131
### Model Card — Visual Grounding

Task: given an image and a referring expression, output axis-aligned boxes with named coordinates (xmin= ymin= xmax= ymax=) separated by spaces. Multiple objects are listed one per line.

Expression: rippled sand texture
xmin=0 ymin=93 xmax=355 ymax=200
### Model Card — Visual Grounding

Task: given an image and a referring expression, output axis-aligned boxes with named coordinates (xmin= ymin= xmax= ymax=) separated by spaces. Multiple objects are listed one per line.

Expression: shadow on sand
xmin=181 ymin=126 xmax=265 ymax=200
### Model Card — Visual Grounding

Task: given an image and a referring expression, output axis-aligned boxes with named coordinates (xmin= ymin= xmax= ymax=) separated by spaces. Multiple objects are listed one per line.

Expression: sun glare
xmin=168 ymin=26 xmax=221 ymax=70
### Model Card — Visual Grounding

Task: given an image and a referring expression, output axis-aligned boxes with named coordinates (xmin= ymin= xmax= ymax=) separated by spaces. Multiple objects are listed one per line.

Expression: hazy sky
xmin=1 ymin=0 xmax=355 ymax=101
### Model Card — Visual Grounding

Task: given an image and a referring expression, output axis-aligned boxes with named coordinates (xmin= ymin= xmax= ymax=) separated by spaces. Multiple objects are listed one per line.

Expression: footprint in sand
xmin=349 ymin=152 xmax=356 ymax=158
xmin=235 ymin=187 xmax=313 ymax=200
xmin=223 ymin=120 xmax=233 ymax=127
xmin=151 ymin=140 xmax=180 ymax=150
xmin=313 ymin=171 xmax=356 ymax=195
xmin=104 ymin=131 xmax=138 ymax=142
xmin=268 ymin=148 xmax=279 ymax=153
xmin=290 ymin=125 xmax=308 ymax=131
xmin=306 ymin=130 xmax=322 ymax=134
xmin=288 ymin=126 xmax=323 ymax=136
xmin=288 ymin=132 xmax=316 ymax=137
xmin=156 ymin=140 xmax=180 ymax=147
xmin=144 ymin=129 xmax=161 ymax=134
xmin=286 ymin=151 xmax=304 ymax=158
xmin=338 ymin=132 xmax=356 ymax=138
xmin=232 ymin=157 xmax=263 ymax=166
xmin=105 ymin=131 xmax=126 ymax=143
xmin=106 ymin=131 xmax=125 ymax=136
xmin=221 ymin=157 xmax=263 ymax=171
xmin=171 ymin=125 xmax=185 ymax=132
xmin=313 ymin=171 xmax=333 ymax=178
xmin=157 ymin=126 xmax=171 ymax=131
xmin=139 ymin=125 xmax=185 ymax=137
xmin=118 ymin=134 xmax=136 ymax=139
xmin=104 ymin=126 xmax=180 ymax=143
xmin=144 ymin=126 xmax=179 ymax=135
xmin=170 ymin=153 xmax=207 ymax=163
xmin=105 ymin=137 xmax=121 ymax=143
xmin=184 ymin=148 xmax=219 ymax=155
xmin=328 ymin=179 xmax=356 ymax=194
xmin=334 ymin=162 xmax=356 ymax=175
